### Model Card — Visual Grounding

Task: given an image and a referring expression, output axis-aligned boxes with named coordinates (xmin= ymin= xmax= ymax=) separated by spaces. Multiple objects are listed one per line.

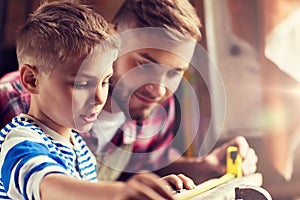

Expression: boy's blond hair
xmin=16 ymin=0 xmax=119 ymax=75
xmin=113 ymin=0 xmax=202 ymax=41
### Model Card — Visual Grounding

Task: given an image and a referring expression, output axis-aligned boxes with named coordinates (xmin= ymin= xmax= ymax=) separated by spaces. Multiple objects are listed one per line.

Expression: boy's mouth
xmin=81 ymin=113 xmax=98 ymax=123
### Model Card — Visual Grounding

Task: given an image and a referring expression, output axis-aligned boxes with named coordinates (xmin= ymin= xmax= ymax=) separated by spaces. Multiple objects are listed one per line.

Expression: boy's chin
xmin=74 ymin=124 xmax=94 ymax=133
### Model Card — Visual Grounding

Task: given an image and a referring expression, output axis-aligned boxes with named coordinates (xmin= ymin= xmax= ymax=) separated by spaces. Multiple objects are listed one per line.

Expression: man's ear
xmin=20 ymin=64 xmax=38 ymax=94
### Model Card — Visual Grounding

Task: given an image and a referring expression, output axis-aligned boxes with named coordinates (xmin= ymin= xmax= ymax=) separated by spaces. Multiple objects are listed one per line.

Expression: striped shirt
xmin=0 ymin=114 xmax=97 ymax=200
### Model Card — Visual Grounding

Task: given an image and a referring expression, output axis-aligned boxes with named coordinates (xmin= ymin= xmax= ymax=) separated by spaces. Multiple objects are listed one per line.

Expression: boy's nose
xmin=96 ymin=88 xmax=107 ymax=105
xmin=90 ymin=87 xmax=107 ymax=106
xmin=144 ymin=83 xmax=167 ymax=98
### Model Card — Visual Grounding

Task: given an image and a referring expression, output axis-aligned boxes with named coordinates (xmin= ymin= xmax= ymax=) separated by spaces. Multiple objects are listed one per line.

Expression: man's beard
xmin=109 ymin=82 xmax=154 ymax=121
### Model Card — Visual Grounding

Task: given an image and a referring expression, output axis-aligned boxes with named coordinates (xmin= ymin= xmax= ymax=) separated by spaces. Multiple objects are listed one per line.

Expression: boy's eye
xmin=142 ymin=63 xmax=156 ymax=70
xmin=137 ymin=61 xmax=155 ymax=69
xmin=167 ymin=70 xmax=181 ymax=78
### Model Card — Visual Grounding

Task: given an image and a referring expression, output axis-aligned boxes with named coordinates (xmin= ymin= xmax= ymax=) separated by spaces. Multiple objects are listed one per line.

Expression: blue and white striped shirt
xmin=0 ymin=114 xmax=97 ymax=200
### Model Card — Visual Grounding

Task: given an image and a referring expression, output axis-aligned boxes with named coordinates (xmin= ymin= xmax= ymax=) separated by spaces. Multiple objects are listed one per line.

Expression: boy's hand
xmin=161 ymin=174 xmax=196 ymax=191
xmin=121 ymin=173 xmax=174 ymax=200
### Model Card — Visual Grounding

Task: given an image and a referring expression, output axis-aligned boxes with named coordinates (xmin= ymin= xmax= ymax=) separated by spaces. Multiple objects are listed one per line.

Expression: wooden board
xmin=174 ymin=173 xmax=271 ymax=200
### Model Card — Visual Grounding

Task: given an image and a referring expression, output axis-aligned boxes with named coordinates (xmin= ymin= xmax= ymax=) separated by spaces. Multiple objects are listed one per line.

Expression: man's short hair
xmin=16 ymin=0 xmax=119 ymax=75
xmin=113 ymin=0 xmax=202 ymax=40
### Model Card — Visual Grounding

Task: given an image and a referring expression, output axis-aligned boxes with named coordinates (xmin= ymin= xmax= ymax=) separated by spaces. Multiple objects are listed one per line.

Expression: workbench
xmin=174 ymin=173 xmax=272 ymax=200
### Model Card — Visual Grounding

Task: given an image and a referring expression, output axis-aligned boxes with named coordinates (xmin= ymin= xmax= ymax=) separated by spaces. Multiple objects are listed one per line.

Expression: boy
xmin=0 ymin=1 xmax=193 ymax=199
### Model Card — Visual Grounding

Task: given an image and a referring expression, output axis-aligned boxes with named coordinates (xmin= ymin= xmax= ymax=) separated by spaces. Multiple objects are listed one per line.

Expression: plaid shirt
xmin=99 ymin=97 xmax=177 ymax=180
xmin=0 ymin=71 xmax=30 ymax=128
xmin=84 ymin=96 xmax=178 ymax=181
xmin=0 ymin=71 xmax=179 ymax=181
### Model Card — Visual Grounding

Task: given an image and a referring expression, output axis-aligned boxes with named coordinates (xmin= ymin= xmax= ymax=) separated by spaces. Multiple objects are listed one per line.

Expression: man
xmin=88 ymin=0 xmax=258 ymax=184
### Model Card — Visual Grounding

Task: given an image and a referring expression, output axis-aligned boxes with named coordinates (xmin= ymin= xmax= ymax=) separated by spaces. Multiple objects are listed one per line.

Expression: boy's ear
xmin=109 ymin=23 xmax=117 ymax=31
xmin=20 ymin=64 xmax=38 ymax=94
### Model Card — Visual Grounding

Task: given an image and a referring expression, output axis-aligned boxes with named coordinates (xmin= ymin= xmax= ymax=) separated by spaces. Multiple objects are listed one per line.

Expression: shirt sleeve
xmin=0 ymin=128 xmax=68 ymax=200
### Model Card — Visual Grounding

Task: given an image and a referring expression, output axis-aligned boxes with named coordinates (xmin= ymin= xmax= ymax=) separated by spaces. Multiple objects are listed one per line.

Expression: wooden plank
xmin=175 ymin=173 xmax=269 ymax=200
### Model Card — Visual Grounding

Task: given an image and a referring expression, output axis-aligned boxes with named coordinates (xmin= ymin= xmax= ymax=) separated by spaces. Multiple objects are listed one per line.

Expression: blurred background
xmin=1 ymin=0 xmax=300 ymax=199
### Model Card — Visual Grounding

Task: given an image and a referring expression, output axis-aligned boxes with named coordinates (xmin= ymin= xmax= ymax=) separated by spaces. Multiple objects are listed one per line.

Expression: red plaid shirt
xmin=0 ymin=71 xmax=179 ymax=181
xmin=0 ymin=71 xmax=30 ymax=128
xmin=93 ymin=97 xmax=178 ymax=180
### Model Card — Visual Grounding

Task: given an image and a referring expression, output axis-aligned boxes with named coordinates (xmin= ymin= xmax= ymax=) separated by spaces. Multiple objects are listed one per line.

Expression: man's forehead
xmin=135 ymin=49 xmax=190 ymax=68
xmin=118 ymin=27 xmax=197 ymax=60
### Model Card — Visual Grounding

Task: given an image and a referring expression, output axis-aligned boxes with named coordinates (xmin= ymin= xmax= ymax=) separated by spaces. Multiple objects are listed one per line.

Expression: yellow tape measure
xmin=175 ymin=146 xmax=242 ymax=200
xmin=226 ymin=146 xmax=242 ymax=178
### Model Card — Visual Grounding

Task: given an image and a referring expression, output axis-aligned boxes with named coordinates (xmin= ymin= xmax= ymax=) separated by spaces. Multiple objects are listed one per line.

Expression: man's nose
xmin=144 ymin=83 xmax=167 ymax=98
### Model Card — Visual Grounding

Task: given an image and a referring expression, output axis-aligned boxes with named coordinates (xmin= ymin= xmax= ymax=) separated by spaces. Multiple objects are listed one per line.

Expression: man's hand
xmin=204 ymin=136 xmax=258 ymax=176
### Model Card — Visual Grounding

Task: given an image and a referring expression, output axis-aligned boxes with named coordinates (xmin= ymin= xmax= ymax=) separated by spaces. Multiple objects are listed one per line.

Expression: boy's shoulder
xmin=2 ymin=114 xmax=38 ymax=131
xmin=0 ymin=114 xmax=42 ymax=146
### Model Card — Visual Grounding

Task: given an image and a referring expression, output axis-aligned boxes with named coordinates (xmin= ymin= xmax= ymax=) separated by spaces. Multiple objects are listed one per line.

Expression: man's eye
xmin=102 ymin=81 xmax=110 ymax=87
xmin=74 ymin=82 xmax=89 ymax=89
xmin=101 ymin=77 xmax=112 ymax=87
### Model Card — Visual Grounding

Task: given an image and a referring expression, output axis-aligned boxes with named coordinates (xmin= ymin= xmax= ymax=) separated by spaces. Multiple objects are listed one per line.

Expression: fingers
xmin=235 ymin=136 xmax=249 ymax=158
xmin=161 ymin=174 xmax=183 ymax=191
xmin=127 ymin=173 xmax=174 ymax=200
xmin=178 ymin=174 xmax=196 ymax=190
xmin=228 ymin=136 xmax=249 ymax=158
xmin=141 ymin=174 xmax=174 ymax=199
xmin=161 ymin=174 xmax=196 ymax=191
xmin=241 ymin=147 xmax=258 ymax=175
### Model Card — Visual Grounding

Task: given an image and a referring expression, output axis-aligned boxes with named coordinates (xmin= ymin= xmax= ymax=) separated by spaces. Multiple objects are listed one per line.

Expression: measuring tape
xmin=175 ymin=146 xmax=243 ymax=200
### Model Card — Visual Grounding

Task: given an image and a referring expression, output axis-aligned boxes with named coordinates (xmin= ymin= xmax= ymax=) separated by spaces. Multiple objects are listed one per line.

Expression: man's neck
xmin=103 ymin=94 xmax=124 ymax=115
xmin=103 ymin=94 xmax=113 ymax=113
